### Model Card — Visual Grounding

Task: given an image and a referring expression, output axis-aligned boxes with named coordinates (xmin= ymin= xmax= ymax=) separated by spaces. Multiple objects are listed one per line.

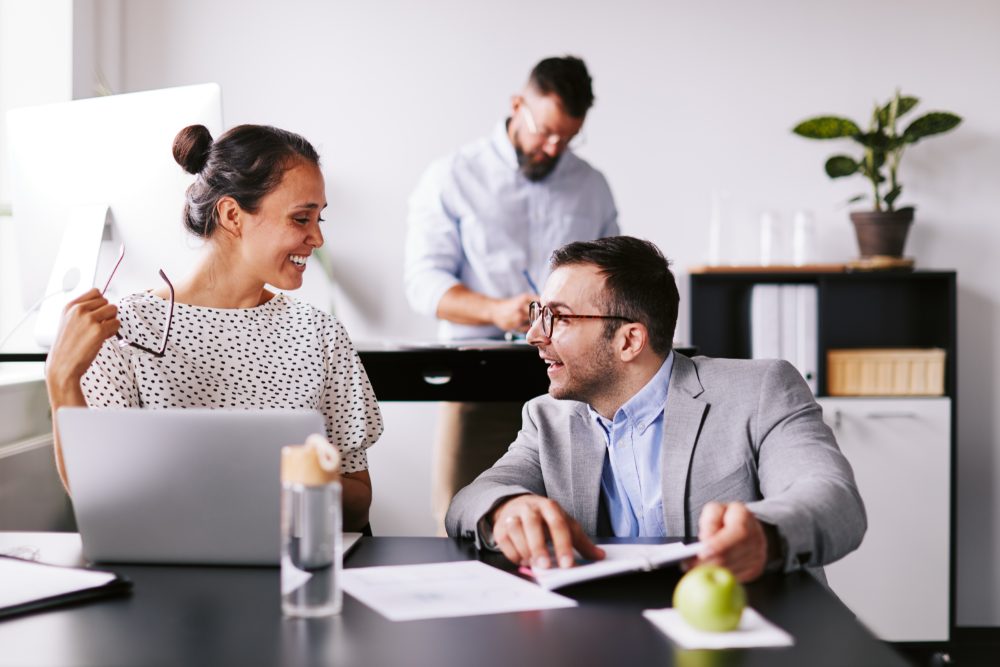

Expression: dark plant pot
xmin=849 ymin=208 xmax=915 ymax=258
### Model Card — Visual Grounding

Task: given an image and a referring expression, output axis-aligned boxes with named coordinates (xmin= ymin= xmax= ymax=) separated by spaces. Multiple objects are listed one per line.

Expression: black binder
xmin=0 ymin=555 xmax=133 ymax=620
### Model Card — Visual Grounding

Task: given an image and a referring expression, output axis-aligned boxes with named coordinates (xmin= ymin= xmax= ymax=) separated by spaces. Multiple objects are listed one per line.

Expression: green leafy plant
xmin=793 ymin=91 xmax=962 ymax=212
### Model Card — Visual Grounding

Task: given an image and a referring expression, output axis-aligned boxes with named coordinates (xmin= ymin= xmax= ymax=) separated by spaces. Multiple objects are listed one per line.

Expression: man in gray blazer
xmin=446 ymin=236 xmax=866 ymax=582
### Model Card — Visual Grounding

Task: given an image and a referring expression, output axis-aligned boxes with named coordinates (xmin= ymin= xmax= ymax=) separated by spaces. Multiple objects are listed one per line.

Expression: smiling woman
xmin=43 ymin=124 xmax=383 ymax=531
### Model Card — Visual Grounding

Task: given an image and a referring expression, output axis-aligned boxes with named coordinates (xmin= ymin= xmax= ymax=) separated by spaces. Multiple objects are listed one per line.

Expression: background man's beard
xmin=516 ymin=148 xmax=560 ymax=181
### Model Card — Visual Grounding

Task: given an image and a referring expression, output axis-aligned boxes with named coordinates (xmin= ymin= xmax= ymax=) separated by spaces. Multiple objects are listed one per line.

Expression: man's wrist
xmin=761 ymin=521 xmax=786 ymax=572
xmin=476 ymin=494 xmax=531 ymax=551
xmin=483 ymin=296 xmax=503 ymax=328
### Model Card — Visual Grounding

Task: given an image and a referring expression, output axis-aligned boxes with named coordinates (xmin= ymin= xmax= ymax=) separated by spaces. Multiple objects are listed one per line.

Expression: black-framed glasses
xmin=102 ymin=243 xmax=175 ymax=357
xmin=528 ymin=301 xmax=632 ymax=338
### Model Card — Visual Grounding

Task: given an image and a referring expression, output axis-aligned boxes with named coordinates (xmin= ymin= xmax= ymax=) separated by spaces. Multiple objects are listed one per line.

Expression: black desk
xmin=355 ymin=343 xmax=549 ymax=401
xmin=0 ymin=346 xmax=698 ymax=402
xmin=354 ymin=344 xmax=698 ymax=402
xmin=0 ymin=346 xmax=549 ymax=402
xmin=0 ymin=533 xmax=907 ymax=667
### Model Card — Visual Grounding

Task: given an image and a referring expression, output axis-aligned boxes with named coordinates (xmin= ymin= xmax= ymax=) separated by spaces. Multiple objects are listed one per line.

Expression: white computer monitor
xmin=6 ymin=83 xmax=224 ymax=347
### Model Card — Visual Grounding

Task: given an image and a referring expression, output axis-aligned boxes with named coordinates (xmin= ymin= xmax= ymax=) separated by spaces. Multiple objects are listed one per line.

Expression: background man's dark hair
xmin=550 ymin=236 xmax=679 ymax=356
xmin=528 ymin=56 xmax=594 ymax=118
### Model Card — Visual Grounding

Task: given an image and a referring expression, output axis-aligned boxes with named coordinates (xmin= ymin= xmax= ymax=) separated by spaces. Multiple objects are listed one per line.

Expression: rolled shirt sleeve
xmin=403 ymin=157 xmax=463 ymax=317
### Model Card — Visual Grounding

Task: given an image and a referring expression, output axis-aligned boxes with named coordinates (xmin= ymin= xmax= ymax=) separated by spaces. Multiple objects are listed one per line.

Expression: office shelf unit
xmin=689 ymin=270 xmax=957 ymax=644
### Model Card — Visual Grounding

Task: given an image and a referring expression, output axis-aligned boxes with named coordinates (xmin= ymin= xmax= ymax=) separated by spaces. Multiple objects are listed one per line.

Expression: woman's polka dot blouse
xmin=81 ymin=292 xmax=383 ymax=474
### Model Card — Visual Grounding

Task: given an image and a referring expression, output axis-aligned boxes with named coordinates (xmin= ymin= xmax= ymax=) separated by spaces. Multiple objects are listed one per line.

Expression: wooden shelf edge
xmin=688 ymin=263 xmax=848 ymax=274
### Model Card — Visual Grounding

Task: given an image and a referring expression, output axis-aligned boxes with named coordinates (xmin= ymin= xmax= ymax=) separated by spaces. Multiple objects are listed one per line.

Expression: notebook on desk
xmin=0 ymin=555 xmax=132 ymax=620
xmin=58 ymin=408 xmax=360 ymax=566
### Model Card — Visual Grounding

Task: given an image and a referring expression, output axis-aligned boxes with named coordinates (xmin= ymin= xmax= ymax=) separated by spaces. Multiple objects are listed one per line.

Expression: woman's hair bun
xmin=172 ymin=124 xmax=213 ymax=174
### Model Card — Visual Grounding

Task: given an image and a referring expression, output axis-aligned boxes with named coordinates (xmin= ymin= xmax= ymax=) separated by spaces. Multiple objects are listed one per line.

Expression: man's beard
xmin=549 ymin=340 xmax=621 ymax=408
xmin=515 ymin=147 xmax=560 ymax=182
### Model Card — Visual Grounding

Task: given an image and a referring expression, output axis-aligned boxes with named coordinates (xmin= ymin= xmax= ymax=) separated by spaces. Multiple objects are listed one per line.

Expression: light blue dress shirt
xmin=404 ymin=121 xmax=619 ymax=340
xmin=590 ymin=352 xmax=675 ymax=537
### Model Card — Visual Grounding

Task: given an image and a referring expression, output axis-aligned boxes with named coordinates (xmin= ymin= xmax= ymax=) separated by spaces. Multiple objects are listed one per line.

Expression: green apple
xmin=673 ymin=564 xmax=746 ymax=632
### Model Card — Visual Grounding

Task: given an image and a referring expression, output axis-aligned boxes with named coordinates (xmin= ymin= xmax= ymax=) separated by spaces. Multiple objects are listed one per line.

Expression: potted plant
xmin=793 ymin=91 xmax=961 ymax=258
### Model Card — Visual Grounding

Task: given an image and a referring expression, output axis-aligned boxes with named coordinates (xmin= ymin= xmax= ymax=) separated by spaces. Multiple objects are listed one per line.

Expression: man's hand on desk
xmin=491 ymin=495 xmax=605 ymax=569
xmin=690 ymin=501 xmax=777 ymax=583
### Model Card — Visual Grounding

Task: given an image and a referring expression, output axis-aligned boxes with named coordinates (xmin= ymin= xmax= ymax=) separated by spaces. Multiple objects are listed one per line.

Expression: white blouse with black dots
xmin=80 ymin=292 xmax=383 ymax=474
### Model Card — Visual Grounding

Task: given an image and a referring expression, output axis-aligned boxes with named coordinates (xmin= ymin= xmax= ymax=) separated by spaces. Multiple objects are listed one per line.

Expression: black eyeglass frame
xmin=114 ymin=269 xmax=174 ymax=357
xmin=528 ymin=301 xmax=632 ymax=338
xmin=101 ymin=244 xmax=174 ymax=358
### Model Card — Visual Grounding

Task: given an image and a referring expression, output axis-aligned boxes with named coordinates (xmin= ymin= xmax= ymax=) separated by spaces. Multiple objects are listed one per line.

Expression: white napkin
xmin=643 ymin=607 xmax=794 ymax=649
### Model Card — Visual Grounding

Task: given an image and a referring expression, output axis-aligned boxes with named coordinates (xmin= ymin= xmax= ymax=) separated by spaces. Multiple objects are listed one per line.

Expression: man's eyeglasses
xmin=102 ymin=244 xmax=175 ymax=358
xmin=519 ymin=103 xmax=586 ymax=151
xmin=528 ymin=301 xmax=631 ymax=338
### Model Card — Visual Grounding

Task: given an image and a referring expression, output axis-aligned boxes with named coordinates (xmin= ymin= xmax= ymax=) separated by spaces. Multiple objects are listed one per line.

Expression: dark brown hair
xmin=528 ymin=56 xmax=595 ymax=118
xmin=172 ymin=124 xmax=320 ymax=238
xmin=550 ymin=236 xmax=679 ymax=356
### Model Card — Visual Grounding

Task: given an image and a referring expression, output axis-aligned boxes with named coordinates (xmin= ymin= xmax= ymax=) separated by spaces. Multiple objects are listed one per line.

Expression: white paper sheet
xmin=643 ymin=607 xmax=795 ymax=649
xmin=341 ymin=561 xmax=577 ymax=621
xmin=0 ymin=558 xmax=117 ymax=608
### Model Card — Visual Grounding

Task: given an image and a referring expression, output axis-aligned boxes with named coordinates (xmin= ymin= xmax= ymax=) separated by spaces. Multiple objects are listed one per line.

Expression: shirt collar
xmin=588 ymin=351 xmax=675 ymax=432
xmin=491 ymin=119 xmax=519 ymax=170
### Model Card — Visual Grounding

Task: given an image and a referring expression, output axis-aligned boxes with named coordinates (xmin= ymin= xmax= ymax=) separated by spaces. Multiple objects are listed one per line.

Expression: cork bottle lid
xmin=281 ymin=434 xmax=341 ymax=486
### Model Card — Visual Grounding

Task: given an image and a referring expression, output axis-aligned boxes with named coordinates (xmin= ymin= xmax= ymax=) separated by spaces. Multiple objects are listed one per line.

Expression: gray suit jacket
xmin=446 ymin=354 xmax=866 ymax=574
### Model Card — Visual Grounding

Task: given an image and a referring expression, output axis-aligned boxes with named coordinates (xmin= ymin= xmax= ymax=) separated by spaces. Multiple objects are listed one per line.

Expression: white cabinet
xmin=819 ymin=397 xmax=951 ymax=642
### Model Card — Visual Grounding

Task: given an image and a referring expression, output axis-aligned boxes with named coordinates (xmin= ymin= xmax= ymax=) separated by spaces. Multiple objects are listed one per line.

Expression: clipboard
xmin=0 ymin=555 xmax=133 ymax=620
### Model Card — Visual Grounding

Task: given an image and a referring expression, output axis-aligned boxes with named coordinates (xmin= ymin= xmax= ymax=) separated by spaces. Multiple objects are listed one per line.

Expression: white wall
xmin=0 ymin=0 xmax=73 ymax=348
xmin=0 ymin=0 xmax=73 ymax=208
xmin=72 ymin=0 xmax=1000 ymax=625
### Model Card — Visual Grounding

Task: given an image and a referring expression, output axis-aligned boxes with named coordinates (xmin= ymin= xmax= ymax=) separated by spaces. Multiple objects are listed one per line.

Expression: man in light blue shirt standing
xmin=405 ymin=56 xmax=619 ymax=531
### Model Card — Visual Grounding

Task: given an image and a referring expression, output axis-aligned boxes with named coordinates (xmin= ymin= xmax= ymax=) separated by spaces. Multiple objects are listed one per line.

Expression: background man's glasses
xmin=528 ymin=301 xmax=631 ymax=338
xmin=103 ymin=244 xmax=174 ymax=357
xmin=519 ymin=103 xmax=586 ymax=151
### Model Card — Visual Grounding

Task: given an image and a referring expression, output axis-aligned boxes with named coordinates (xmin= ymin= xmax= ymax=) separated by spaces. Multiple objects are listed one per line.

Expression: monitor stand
xmin=34 ymin=203 xmax=110 ymax=348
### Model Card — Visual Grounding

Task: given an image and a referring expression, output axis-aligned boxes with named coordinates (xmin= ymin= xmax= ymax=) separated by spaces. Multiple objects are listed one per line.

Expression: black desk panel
xmin=0 ymin=535 xmax=908 ymax=667
xmin=0 ymin=346 xmax=697 ymax=403
xmin=355 ymin=344 xmax=698 ymax=402
xmin=356 ymin=344 xmax=550 ymax=402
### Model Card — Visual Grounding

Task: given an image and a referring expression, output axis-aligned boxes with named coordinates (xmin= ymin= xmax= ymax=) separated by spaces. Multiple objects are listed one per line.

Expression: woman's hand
xmin=46 ymin=288 xmax=120 ymax=394
xmin=46 ymin=288 xmax=120 ymax=493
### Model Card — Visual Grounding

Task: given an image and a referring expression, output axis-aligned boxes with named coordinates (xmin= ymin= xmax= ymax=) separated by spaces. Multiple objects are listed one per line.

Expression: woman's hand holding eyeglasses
xmin=46 ymin=289 xmax=120 ymax=395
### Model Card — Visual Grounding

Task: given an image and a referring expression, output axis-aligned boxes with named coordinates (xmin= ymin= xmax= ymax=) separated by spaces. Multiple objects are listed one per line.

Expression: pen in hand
xmin=522 ymin=269 xmax=540 ymax=295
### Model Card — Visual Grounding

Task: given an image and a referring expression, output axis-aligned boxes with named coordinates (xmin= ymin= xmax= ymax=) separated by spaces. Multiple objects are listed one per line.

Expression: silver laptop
xmin=58 ymin=408 xmax=361 ymax=565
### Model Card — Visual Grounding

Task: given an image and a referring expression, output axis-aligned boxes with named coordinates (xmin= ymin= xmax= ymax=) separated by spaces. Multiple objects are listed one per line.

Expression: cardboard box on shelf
xmin=827 ymin=348 xmax=945 ymax=396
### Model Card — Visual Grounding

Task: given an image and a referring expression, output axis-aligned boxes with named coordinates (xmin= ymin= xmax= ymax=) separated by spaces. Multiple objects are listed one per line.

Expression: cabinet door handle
xmin=421 ymin=369 xmax=452 ymax=385
xmin=864 ymin=411 xmax=918 ymax=420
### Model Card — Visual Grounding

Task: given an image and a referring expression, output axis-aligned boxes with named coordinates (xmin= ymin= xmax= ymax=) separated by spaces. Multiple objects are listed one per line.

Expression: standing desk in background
xmin=0 ymin=345 xmax=697 ymax=402
xmin=356 ymin=343 xmax=697 ymax=401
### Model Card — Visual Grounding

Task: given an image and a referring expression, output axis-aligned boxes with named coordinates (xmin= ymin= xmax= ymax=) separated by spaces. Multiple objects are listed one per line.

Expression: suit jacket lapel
xmin=569 ymin=406 xmax=607 ymax=536
xmin=661 ymin=354 xmax=707 ymax=538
